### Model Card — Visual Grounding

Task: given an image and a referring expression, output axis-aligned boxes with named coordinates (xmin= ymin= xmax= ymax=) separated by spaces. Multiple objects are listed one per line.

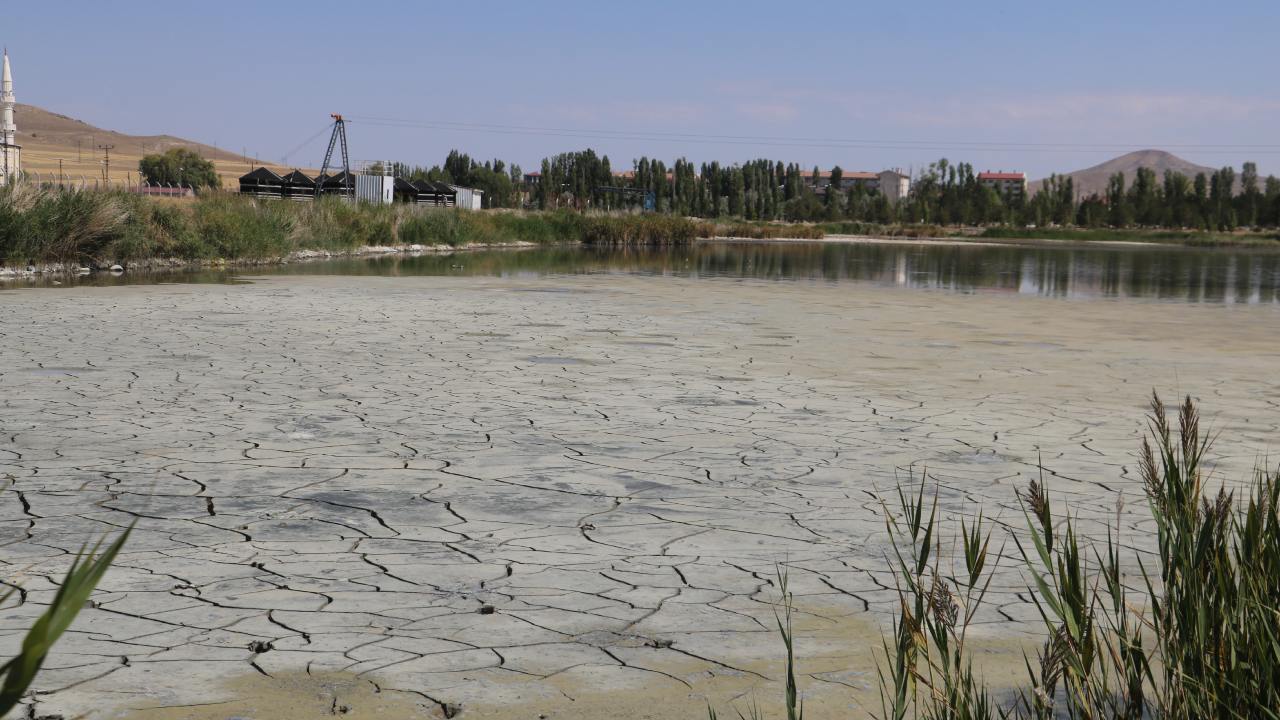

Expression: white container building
xmin=356 ymin=174 xmax=394 ymax=205
xmin=449 ymin=185 xmax=484 ymax=210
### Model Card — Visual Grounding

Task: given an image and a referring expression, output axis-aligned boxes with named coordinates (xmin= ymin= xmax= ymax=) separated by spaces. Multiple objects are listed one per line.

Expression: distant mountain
xmin=1030 ymin=150 xmax=1217 ymax=198
xmin=14 ymin=104 xmax=292 ymax=185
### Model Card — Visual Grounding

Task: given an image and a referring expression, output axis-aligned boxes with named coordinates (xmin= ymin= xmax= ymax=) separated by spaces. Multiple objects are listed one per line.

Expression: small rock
xmin=645 ymin=638 xmax=674 ymax=649
xmin=248 ymin=640 xmax=273 ymax=653
xmin=109 ymin=264 xmax=124 ymax=272
xmin=580 ymin=523 xmax=596 ymax=531
xmin=442 ymin=702 xmax=462 ymax=718
xmin=76 ymin=267 xmax=91 ymax=274
xmin=478 ymin=605 xmax=495 ymax=615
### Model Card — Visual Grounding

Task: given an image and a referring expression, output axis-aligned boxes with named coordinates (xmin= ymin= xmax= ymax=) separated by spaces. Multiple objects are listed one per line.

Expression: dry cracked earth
xmin=1 ymin=272 xmax=1277 ymax=719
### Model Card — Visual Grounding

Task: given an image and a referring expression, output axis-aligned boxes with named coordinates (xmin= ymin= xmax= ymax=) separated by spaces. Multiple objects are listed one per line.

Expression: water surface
xmin=9 ymin=240 xmax=1280 ymax=303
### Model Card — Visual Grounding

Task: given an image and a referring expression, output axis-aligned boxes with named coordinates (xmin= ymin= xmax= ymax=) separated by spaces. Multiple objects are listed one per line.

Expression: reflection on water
xmin=9 ymin=241 xmax=1280 ymax=304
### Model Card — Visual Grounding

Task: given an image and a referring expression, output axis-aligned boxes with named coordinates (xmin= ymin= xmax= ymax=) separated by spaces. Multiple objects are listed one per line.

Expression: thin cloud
xmin=735 ymin=102 xmax=800 ymax=122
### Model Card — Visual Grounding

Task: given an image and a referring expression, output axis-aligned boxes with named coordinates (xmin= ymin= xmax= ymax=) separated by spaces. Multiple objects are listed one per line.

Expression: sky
xmin=6 ymin=0 xmax=1280 ymax=179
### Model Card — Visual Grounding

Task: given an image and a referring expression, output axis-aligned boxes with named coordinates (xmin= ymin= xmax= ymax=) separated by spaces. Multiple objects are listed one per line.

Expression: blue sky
xmin=7 ymin=1 xmax=1279 ymax=178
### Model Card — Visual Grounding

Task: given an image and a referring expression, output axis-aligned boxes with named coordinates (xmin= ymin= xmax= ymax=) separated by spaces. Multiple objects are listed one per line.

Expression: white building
xmin=450 ymin=185 xmax=484 ymax=210
xmin=0 ymin=50 xmax=19 ymax=186
xmin=355 ymin=163 xmax=394 ymax=205
xmin=878 ymin=169 xmax=910 ymax=203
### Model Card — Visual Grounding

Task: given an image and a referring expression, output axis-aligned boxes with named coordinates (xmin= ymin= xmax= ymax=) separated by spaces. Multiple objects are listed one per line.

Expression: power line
xmin=97 ymin=144 xmax=114 ymax=182
xmin=345 ymin=114 xmax=1280 ymax=155
xmin=279 ymin=122 xmax=338 ymax=165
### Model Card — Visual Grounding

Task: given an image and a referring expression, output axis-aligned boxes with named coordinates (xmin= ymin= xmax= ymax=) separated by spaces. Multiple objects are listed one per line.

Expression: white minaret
xmin=1 ymin=49 xmax=18 ymax=186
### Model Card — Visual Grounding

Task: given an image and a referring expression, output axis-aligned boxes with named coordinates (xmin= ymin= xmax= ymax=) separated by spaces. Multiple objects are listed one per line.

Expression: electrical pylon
xmin=316 ymin=114 xmax=351 ymax=198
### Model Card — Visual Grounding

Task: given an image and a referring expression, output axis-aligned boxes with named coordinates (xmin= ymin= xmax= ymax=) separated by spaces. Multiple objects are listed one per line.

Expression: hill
xmin=1029 ymin=150 xmax=1217 ymax=197
xmin=13 ymin=103 xmax=300 ymax=187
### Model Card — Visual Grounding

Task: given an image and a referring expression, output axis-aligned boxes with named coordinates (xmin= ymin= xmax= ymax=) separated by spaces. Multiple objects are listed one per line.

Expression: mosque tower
xmin=1 ymin=49 xmax=19 ymax=186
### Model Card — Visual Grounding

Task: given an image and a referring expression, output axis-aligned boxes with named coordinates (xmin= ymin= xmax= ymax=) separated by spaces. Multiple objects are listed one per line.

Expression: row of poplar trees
xmin=397 ymin=148 xmax=1280 ymax=230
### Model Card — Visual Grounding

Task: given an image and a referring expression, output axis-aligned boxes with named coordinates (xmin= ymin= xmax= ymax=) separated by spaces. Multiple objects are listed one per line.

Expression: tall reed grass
xmin=698 ymin=222 xmax=826 ymax=240
xmin=0 ymin=184 xmax=702 ymax=267
xmin=714 ymin=394 xmax=1280 ymax=719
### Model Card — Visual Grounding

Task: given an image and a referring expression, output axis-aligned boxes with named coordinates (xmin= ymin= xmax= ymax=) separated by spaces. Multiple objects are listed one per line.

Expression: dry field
xmin=13 ymin=103 xmax=308 ymax=189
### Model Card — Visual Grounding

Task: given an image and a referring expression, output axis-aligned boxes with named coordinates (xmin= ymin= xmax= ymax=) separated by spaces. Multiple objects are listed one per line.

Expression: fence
xmin=16 ymin=172 xmax=197 ymax=197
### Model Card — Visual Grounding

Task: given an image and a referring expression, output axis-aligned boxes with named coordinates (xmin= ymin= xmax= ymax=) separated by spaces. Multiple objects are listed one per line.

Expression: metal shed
xmin=280 ymin=170 xmax=316 ymax=202
xmin=239 ymin=167 xmax=285 ymax=199
xmin=317 ymin=170 xmax=354 ymax=198
xmin=413 ymin=180 xmax=456 ymax=207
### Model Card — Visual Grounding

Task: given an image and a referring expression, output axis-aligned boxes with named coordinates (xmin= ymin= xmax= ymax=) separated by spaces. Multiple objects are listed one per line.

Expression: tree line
xmin=149 ymin=145 xmax=1280 ymax=230
xmin=524 ymin=151 xmax=1280 ymax=229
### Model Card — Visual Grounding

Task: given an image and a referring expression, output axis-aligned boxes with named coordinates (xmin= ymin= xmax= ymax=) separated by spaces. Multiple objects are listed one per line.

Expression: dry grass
xmin=14 ymin=103 xmax=309 ymax=189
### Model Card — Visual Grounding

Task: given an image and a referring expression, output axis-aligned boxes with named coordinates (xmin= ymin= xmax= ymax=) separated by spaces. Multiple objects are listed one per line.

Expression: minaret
xmin=1 ymin=49 xmax=17 ymax=185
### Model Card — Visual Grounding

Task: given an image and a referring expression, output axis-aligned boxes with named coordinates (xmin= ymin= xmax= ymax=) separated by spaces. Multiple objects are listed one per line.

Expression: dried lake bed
xmin=2 ymin=256 xmax=1278 ymax=718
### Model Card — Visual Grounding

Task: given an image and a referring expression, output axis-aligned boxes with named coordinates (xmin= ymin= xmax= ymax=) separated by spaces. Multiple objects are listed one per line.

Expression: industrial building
xmin=450 ymin=185 xmax=483 ymax=210
xmin=238 ymin=167 xmax=285 ymax=199
xmin=394 ymin=179 xmax=457 ymax=207
xmin=238 ymin=167 xmax=471 ymax=208
xmin=280 ymin=170 xmax=316 ymax=200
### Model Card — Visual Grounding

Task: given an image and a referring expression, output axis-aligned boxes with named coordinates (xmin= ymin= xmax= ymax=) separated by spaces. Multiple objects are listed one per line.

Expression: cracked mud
xmin=1 ymin=274 xmax=1276 ymax=718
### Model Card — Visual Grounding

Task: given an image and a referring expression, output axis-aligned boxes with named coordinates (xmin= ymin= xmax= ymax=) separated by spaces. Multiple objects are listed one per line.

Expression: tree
xmin=1239 ymin=161 xmax=1260 ymax=227
xmin=138 ymin=148 xmax=220 ymax=189
xmin=1106 ymin=172 xmax=1131 ymax=227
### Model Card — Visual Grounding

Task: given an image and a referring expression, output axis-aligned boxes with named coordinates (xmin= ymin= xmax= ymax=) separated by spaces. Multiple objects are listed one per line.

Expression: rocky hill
xmin=1029 ymin=150 xmax=1217 ymax=197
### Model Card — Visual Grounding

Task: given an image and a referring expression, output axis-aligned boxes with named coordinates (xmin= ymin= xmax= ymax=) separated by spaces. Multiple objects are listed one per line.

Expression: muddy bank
xmin=0 ymin=240 xmax=542 ymax=280
xmin=2 ymin=273 xmax=1274 ymax=718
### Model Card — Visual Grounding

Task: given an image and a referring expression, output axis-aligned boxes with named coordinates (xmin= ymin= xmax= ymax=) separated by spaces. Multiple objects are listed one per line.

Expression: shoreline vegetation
xmin=716 ymin=395 xmax=1280 ymax=720
xmin=2 ymin=185 xmax=1279 ymax=274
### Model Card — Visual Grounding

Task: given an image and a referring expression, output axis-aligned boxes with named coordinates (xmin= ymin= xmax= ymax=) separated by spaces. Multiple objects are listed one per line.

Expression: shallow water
xmin=9 ymin=240 xmax=1280 ymax=303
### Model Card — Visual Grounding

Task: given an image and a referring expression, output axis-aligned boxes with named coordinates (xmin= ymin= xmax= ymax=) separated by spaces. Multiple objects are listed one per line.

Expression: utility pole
xmin=98 ymin=144 xmax=114 ymax=183
xmin=58 ymin=158 xmax=63 ymax=185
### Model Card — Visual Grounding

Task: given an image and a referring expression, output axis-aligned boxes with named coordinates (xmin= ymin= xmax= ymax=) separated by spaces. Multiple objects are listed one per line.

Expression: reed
xmin=720 ymin=394 xmax=1280 ymax=719
xmin=0 ymin=526 xmax=131 ymax=717
xmin=0 ymin=186 xmax=706 ymax=267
